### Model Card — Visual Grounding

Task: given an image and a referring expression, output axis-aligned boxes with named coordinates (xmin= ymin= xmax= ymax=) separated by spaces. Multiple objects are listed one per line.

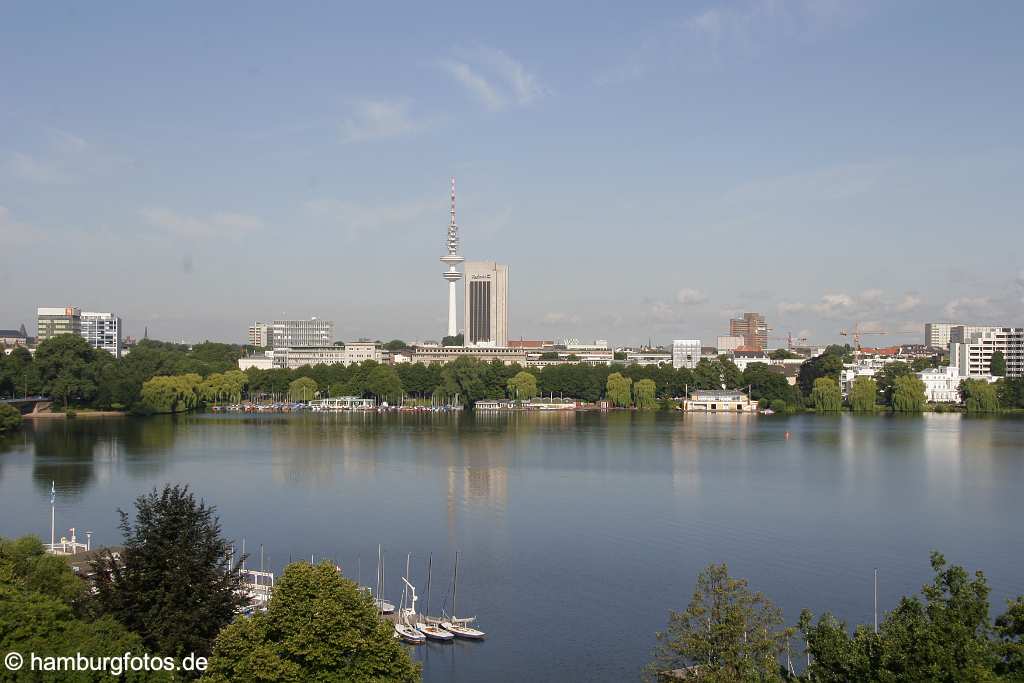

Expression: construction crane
xmin=767 ymin=333 xmax=814 ymax=350
xmin=840 ymin=323 xmax=887 ymax=351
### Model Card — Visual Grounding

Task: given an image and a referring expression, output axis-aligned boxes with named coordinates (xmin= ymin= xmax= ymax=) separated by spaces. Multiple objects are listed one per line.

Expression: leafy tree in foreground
xmin=204 ymin=562 xmax=420 ymax=683
xmin=800 ymin=552 xmax=998 ymax=683
xmin=645 ymin=563 xmax=792 ymax=682
xmin=848 ymin=376 xmax=877 ymax=412
xmin=606 ymin=372 xmax=632 ymax=407
xmin=92 ymin=484 xmax=245 ymax=659
xmin=634 ymin=378 xmax=658 ymax=410
xmin=286 ymin=376 xmax=318 ymax=402
xmin=507 ymin=370 xmax=538 ymax=400
xmin=995 ymin=596 xmax=1024 ymax=678
xmin=891 ymin=374 xmax=926 ymax=413
xmin=811 ymin=377 xmax=842 ymax=412
xmin=0 ymin=536 xmax=85 ymax=608
xmin=989 ymin=350 xmax=1006 ymax=377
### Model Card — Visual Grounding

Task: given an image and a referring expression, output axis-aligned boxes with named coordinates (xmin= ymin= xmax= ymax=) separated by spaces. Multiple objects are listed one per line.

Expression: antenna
xmin=447 ymin=176 xmax=459 ymax=256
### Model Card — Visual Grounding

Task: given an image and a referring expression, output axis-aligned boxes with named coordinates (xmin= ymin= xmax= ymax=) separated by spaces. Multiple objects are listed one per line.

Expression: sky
xmin=2 ymin=1 xmax=1023 ymax=347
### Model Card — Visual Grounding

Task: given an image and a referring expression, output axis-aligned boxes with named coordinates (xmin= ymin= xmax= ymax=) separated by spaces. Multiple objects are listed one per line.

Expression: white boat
xmin=440 ymin=551 xmax=486 ymax=640
xmin=416 ymin=553 xmax=454 ymax=642
xmin=393 ymin=553 xmax=426 ymax=645
xmin=360 ymin=586 xmax=395 ymax=614
xmin=374 ymin=545 xmax=397 ymax=615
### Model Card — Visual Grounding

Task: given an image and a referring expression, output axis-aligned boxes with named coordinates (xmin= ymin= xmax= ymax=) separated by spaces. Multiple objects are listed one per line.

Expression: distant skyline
xmin=2 ymin=1 xmax=1022 ymax=346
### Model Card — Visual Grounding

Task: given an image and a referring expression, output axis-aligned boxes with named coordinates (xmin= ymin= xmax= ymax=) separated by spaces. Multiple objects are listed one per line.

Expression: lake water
xmin=2 ymin=412 xmax=1023 ymax=681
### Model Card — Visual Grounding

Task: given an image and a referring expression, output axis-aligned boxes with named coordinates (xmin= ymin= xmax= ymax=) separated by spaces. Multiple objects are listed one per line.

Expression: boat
xmin=393 ymin=553 xmax=426 ymax=645
xmin=760 ymin=408 xmax=775 ymax=415
xmin=374 ymin=545 xmax=396 ymax=614
xmin=416 ymin=553 xmax=454 ymax=642
xmin=237 ymin=542 xmax=274 ymax=614
xmin=440 ymin=551 xmax=486 ymax=640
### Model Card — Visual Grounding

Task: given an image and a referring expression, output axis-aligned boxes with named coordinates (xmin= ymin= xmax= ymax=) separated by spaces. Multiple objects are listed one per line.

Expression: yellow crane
xmin=840 ymin=323 xmax=887 ymax=351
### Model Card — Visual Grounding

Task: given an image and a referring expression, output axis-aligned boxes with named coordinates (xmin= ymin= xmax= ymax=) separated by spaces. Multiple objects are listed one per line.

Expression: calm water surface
xmin=1 ymin=412 xmax=1022 ymax=681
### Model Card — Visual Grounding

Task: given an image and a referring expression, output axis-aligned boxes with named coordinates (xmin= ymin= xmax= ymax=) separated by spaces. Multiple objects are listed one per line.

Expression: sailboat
xmin=393 ymin=553 xmax=426 ymax=645
xmin=416 ymin=553 xmax=454 ymax=642
xmin=374 ymin=545 xmax=396 ymax=614
xmin=441 ymin=551 xmax=486 ymax=640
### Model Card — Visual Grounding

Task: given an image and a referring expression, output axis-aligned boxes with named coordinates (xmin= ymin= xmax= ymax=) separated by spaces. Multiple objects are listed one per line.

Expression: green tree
xmin=989 ymin=350 xmax=1006 ymax=377
xmin=742 ymin=363 xmax=798 ymax=406
xmin=140 ymin=374 xmax=201 ymax=413
xmin=800 ymin=552 xmax=998 ymax=683
xmin=645 ymin=563 xmax=792 ymax=682
xmin=365 ymin=364 xmax=403 ymax=403
xmin=0 ymin=536 xmax=85 ymax=607
xmin=382 ymin=339 xmax=407 ymax=351
xmin=849 ymin=376 xmax=878 ymax=412
xmin=891 ymin=374 xmax=926 ymax=412
xmin=961 ymin=379 xmax=1000 ymax=413
xmin=441 ymin=333 xmax=464 ymax=346
xmin=204 ymin=562 xmax=420 ymax=683
xmin=811 ymin=377 xmax=842 ymax=412
xmin=33 ymin=334 xmax=104 ymax=408
xmin=769 ymin=348 xmax=800 ymax=360
xmin=633 ymin=378 xmax=658 ymax=410
xmin=439 ymin=357 xmax=488 ymax=405
xmin=91 ymin=484 xmax=246 ymax=659
xmin=287 ymin=376 xmax=318 ymax=402
xmin=797 ymin=348 xmax=847 ymax=397
xmin=606 ymin=372 xmax=632 ymax=407
xmin=507 ymin=370 xmax=538 ymax=400
xmin=0 ymin=404 xmax=21 ymax=432
xmin=995 ymin=596 xmax=1024 ymax=678
xmin=876 ymin=362 xmax=914 ymax=406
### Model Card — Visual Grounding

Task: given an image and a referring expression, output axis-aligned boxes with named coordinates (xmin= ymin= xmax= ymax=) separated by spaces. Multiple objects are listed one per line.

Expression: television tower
xmin=440 ymin=177 xmax=464 ymax=338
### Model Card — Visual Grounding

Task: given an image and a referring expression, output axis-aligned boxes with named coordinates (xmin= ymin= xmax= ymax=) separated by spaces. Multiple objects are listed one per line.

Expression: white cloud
xmin=778 ymin=301 xmax=807 ymax=314
xmin=339 ymin=100 xmax=423 ymax=143
xmin=893 ymin=293 xmax=923 ymax=313
xmin=541 ymin=312 xmax=581 ymax=325
xmin=811 ymin=293 xmax=856 ymax=317
xmin=943 ymin=296 xmax=998 ymax=320
xmin=676 ymin=288 xmax=708 ymax=305
xmin=142 ymin=208 xmax=263 ymax=239
xmin=6 ymin=153 xmax=70 ymax=184
xmin=441 ymin=47 xmax=546 ymax=111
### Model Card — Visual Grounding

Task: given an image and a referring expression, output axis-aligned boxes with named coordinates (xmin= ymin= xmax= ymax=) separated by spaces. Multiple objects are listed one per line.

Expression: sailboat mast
xmin=426 ymin=553 xmax=432 ymax=617
xmin=453 ymin=551 xmax=459 ymax=617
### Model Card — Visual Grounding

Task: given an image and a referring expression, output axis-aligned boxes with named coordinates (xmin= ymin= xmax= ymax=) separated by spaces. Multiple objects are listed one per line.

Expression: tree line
xmin=0 ymin=484 xmax=419 ymax=682
xmin=646 ymin=554 xmax=1024 ymax=682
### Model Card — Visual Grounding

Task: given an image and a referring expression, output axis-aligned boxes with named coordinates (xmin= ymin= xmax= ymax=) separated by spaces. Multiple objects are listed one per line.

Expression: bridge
xmin=1 ymin=396 xmax=54 ymax=414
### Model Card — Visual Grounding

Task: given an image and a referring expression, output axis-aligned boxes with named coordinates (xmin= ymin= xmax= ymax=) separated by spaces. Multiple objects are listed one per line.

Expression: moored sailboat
xmin=440 ymin=551 xmax=486 ymax=640
xmin=393 ymin=553 xmax=426 ymax=645
xmin=416 ymin=553 xmax=454 ymax=642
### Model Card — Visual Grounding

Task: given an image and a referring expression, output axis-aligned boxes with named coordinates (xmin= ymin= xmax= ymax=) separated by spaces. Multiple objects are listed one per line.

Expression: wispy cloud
xmin=0 ymin=206 xmax=47 ymax=246
xmin=779 ymin=290 xmax=925 ymax=319
xmin=441 ymin=46 xmax=547 ymax=111
xmin=339 ymin=100 xmax=424 ymax=143
xmin=142 ymin=208 xmax=263 ymax=239
xmin=302 ymin=196 xmax=441 ymax=239
xmin=943 ymin=296 xmax=999 ymax=320
xmin=5 ymin=128 xmax=124 ymax=184
xmin=541 ymin=312 xmax=582 ymax=326
xmin=676 ymin=288 xmax=708 ymax=306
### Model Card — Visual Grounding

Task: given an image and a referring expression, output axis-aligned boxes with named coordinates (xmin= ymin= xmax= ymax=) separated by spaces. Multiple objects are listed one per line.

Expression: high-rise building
xmin=672 ymin=339 xmax=701 ymax=369
xmin=729 ymin=312 xmax=768 ymax=350
xmin=716 ymin=335 xmax=744 ymax=354
xmin=950 ymin=327 xmax=1023 ymax=378
xmin=37 ymin=307 xmax=81 ymax=342
xmin=81 ymin=312 xmax=122 ymax=357
xmin=249 ymin=322 xmax=271 ymax=348
xmin=270 ymin=318 xmax=334 ymax=348
xmin=440 ymin=177 xmax=464 ymax=338
xmin=464 ymin=261 xmax=508 ymax=347
xmin=924 ymin=322 xmax=961 ymax=349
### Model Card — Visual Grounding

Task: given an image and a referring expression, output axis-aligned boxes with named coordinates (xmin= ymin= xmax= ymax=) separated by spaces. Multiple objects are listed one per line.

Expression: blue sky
xmin=2 ymin=1 xmax=1022 ymax=346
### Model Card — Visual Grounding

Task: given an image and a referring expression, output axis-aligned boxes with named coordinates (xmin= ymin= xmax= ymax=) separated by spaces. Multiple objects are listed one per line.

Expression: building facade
xmin=924 ymin=322 xmax=960 ymax=349
xmin=916 ymin=366 xmax=965 ymax=403
xmin=672 ymin=339 xmax=701 ymax=369
xmin=270 ymin=318 xmax=334 ymax=348
xmin=248 ymin=322 xmax=271 ymax=348
xmin=0 ymin=328 xmax=29 ymax=349
xmin=37 ymin=307 xmax=81 ymax=342
xmin=410 ymin=345 xmax=526 ymax=366
xmin=717 ymin=335 xmax=744 ymax=354
xmin=81 ymin=312 xmax=123 ymax=357
xmin=729 ymin=312 xmax=768 ymax=351
xmin=464 ymin=261 xmax=508 ymax=347
xmin=950 ymin=327 xmax=1024 ymax=378
xmin=682 ymin=389 xmax=757 ymax=412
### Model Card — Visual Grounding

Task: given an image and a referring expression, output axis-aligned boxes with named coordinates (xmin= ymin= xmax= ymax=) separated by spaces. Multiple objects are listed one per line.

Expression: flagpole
xmin=50 ymin=481 xmax=56 ymax=550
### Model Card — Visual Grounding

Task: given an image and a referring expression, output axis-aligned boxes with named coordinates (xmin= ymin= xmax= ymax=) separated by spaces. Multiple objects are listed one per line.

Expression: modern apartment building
xmin=81 ymin=312 xmax=123 ymax=357
xmin=248 ymin=322 xmax=271 ymax=348
xmin=924 ymin=322 xmax=960 ymax=349
xmin=729 ymin=312 xmax=768 ymax=351
xmin=37 ymin=307 xmax=81 ymax=342
xmin=672 ymin=339 xmax=701 ymax=369
xmin=270 ymin=318 xmax=334 ymax=348
xmin=950 ymin=327 xmax=1024 ymax=378
xmin=464 ymin=261 xmax=508 ymax=347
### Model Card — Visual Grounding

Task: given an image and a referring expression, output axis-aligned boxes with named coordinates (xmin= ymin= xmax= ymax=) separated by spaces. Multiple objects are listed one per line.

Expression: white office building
xmin=924 ymin=322 xmax=960 ymax=349
xmin=916 ymin=366 xmax=965 ymax=403
xmin=464 ymin=261 xmax=509 ymax=347
xmin=672 ymin=339 xmax=701 ymax=369
xmin=248 ymin=322 xmax=271 ymax=348
xmin=950 ymin=327 xmax=1024 ymax=378
xmin=270 ymin=318 xmax=334 ymax=348
xmin=81 ymin=312 xmax=123 ymax=357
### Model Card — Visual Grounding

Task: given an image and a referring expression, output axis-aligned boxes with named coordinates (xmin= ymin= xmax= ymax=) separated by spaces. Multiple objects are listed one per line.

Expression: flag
xmin=50 ymin=481 xmax=55 ymax=505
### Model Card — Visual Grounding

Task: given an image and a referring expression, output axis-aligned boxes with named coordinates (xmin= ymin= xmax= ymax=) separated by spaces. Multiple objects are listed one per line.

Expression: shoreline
xmin=24 ymin=410 xmax=128 ymax=420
